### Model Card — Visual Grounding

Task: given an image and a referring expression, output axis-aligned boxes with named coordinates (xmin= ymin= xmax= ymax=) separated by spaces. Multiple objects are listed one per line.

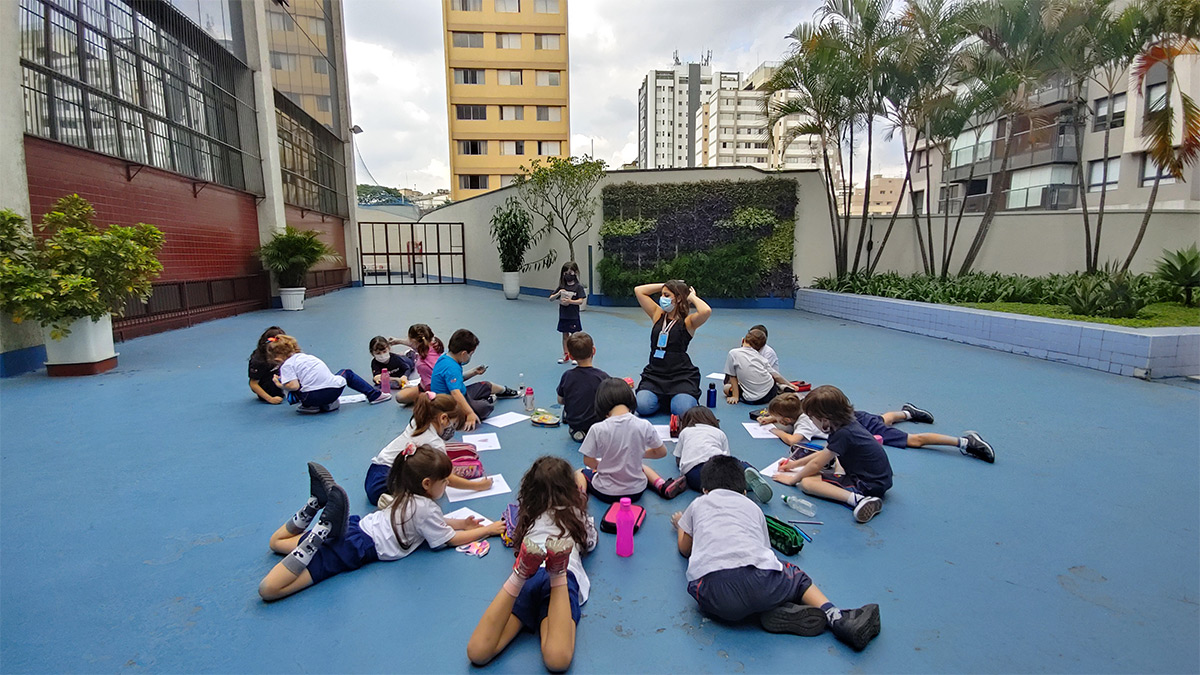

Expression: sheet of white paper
xmin=462 ymin=432 xmax=501 ymax=451
xmin=742 ymin=421 xmax=779 ymax=439
xmin=483 ymin=412 xmax=530 ymax=428
xmin=338 ymin=393 xmax=367 ymax=404
xmin=445 ymin=474 xmax=512 ymax=503
xmin=760 ymin=458 xmax=786 ymax=478
xmin=705 ymin=372 xmax=725 ymax=381
xmin=652 ymin=424 xmax=675 ymax=443
xmin=442 ymin=507 xmax=494 ymax=526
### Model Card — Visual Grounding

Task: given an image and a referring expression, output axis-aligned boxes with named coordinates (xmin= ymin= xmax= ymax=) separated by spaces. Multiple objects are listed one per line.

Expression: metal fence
xmin=357 ymin=221 xmax=466 ymax=286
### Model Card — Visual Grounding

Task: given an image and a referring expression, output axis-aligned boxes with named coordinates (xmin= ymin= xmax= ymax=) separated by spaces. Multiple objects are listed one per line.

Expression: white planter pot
xmin=502 ymin=272 xmax=520 ymax=300
xmin=42 ymin=314 xmax=118 ymax=375
xmin=279 ymin=287 xmax=306 ymax=311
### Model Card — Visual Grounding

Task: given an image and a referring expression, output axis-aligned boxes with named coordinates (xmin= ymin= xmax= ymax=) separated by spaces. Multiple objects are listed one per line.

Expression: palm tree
xmin=1121 ymin=0 xmax=1200 ymax=273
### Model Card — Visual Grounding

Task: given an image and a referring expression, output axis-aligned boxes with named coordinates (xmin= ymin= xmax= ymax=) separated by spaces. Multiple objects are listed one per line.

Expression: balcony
xmin=942 ymin=127 xmax=1078 ymax=182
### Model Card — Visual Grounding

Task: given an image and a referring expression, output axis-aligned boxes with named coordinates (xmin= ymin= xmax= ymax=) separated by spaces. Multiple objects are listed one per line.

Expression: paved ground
xmin=2 ymin=284 xmax=1197 ymax=673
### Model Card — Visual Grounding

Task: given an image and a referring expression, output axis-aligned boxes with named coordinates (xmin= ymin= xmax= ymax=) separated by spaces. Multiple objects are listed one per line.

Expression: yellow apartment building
xmin=267 ymin=0 xmax=341 ymax=131
xmin=442 ymin=0 xmax=570 ymax=200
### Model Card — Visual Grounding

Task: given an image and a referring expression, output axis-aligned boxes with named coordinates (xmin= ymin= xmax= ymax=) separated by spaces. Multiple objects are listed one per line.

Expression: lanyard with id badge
xmin=653 ymin=320 xmax=677 ymax=360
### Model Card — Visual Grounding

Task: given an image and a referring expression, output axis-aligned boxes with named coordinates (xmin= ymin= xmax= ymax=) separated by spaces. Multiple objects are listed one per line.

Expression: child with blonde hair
xmin=267 ymin=335 xmax=390 ymax=413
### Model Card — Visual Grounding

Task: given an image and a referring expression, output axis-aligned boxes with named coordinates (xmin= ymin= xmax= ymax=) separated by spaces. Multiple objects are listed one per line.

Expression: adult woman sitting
xmin=633 ymin=280 xmax=712 ymax=417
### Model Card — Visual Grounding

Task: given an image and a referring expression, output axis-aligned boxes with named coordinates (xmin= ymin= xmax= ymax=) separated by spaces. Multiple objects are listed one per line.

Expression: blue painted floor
xmin=2 ymin=284 xmax=1197 ymax=673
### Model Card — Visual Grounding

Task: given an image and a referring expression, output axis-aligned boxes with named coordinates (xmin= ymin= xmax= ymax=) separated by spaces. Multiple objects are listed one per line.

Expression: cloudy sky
xmin=342 ymin=0 xmax=905 ymax=194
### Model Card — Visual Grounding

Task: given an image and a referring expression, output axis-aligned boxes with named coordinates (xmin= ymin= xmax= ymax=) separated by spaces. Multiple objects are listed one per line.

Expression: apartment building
xmin=637 ymin=56 xmax=736 ymax=169
xmin=847 ymin=174 xmax=906 ymax=216
xmin=441 ymin=0 xmax=570 ymax=201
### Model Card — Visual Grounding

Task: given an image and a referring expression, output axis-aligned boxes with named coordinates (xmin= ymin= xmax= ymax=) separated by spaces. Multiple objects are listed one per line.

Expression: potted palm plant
xmin=255 ymin=226 xmax=341 ymax=310
xmin=0 ymin=195 xmax=164 ymax=375
xmin=489 ymin=197 xmax=553 ymax=299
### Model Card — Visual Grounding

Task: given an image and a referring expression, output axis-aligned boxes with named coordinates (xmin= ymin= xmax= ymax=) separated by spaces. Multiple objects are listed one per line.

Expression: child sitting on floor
xmin=670 ymin=455 xmax=881 ymax=651
xmin=429 ymin=329 xmax=519 ymax=430
xmin=367 ymin=335 xmax=421 ymax=405
xmin=268 ymin=335 xmax=391 ymax=413
xmin=574 ymin=378 xmax=668 ymax=503
xmin=556 ymin=332 xmax=610 ymax=442
xmin=724 ymin=329 xmax=796 ymax=405
xmin=642 ymin=406 xmax=772 ymax=502
xmin=248 ymin=326 xmax=286 ymax=404
xmin=749 ymin=324 xmax=780 ymax=373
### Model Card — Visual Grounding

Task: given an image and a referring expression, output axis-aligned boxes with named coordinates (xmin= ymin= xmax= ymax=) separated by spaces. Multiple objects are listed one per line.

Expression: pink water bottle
xmin=380 ymin=368 xmax=391 ymax=395
xmin=615 ymin=498 xmax=635 ymax=557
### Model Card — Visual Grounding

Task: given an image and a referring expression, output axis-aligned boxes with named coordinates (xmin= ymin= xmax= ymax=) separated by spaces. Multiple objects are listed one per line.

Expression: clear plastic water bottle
xmin=782 ymin=495 xmax=817 ymax=517
xmin=615 ymin=498 xmax=635 ymax=557
xmin=523 ymin=387 xmax=535 ymax=411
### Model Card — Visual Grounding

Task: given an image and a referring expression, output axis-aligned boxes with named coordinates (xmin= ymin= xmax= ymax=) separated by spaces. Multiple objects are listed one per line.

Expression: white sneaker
xmin=377 ymin=493 xmax=394 ymax=509
xmin=371 ymin=392 xmax=392 ymax=405
xmin=852 ymin=496 xmax=882 ymax=523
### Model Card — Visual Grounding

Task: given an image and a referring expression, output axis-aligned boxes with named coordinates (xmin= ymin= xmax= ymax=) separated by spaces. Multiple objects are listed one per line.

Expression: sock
xmin=549 ymin=572 xmax=568 ymax=588
xmin=821 ymin=602 xmax=842 ymax=624
xmin=281 ymin=521 xmax=329 ymax=575
xmin=285 ymin=497 xmax=321 ymax=535
xmin=654 ymin=477 xmax=666 ymax=490
xmin=845 ymin=493 xmax=863 ymax=507
xmin=901 ymin=410 xmax=912 ymax=420
xmin=958 ymin=437 xmax=969 ymax=451
xmin=503 ymin=570 xmax=532 ymax=598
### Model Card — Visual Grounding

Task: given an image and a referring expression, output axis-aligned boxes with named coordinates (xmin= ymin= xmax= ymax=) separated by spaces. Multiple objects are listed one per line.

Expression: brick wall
xmin=284 ymin=204 xmax=346 ymax=269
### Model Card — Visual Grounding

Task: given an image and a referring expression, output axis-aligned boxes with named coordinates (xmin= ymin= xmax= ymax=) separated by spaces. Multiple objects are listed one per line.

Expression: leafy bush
xmin=256 ymin=226 xmax=340 ymax=288
xmin=598 ymin=217 xmax=655 ymax=239
xmin=489 ymin=197 xmax=553 ymax=273
xmin=599 ymin=242 xmax=768 ymax=299
xmin=1154 ymin=244 xmax=1200 ymax=306
xmin=716 ymin=207 xmax=778 ymax=230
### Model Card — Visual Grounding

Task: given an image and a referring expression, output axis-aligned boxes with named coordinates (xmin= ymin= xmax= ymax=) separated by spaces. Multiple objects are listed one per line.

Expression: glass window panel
xmin=118 ymin=104 xmax=147 ymax=163
xmin=112 ymin=43 xmax=138 ymax=104
xmin=82 ymin=28 xmax=111 ymax=93
xmin=107 ymin=0 xmax=133 ymax=44
xmin=1147 ymin=83 xmax=1166 ymax=112
xmin=21 ymin=67 xmax=51 ymax=136
xmin=534 ymin=0 xmax=558 ymax=12
xmin=496 ymin=33 xmax=521 ymax=49
xmin=147 ymin=117 xmax=172 ymax=170
xmin=452 ymin=32 xmax=483 ymax=48
xmin=314 ymin=56 xmax=329 ymax=75
xmin=87 ymin=93 xmax=119 ymax=155
xmin=535 ymin=34 xmax=559 ymax=50
xmin=454 ymin=0 xmax=482 ymax=9
xmin=53 ymin=79 xmax=86 ymax=147
xmin=498 ymin=70 xmax=521 ymax=85
xmin=137 ymin=13 xmax=159 ymax=64
xmin=20 ymin=0 xmax=47 ymax=65
xmin=536 ymin=71 xmax=560 ymax=86
xmin=170 ymin=125 xmax=194 ymax=176
xmin=49 ymin=8 xmax=80 ymax=79
xmin=495 ymin=0 xmax=519 ymax=12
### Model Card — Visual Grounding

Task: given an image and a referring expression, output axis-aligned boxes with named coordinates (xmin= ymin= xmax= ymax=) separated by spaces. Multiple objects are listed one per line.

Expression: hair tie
xmin=267 ymin=336 xmax=277 ymax=342
xmin=400 ymin=443 xmax=417 ymax=458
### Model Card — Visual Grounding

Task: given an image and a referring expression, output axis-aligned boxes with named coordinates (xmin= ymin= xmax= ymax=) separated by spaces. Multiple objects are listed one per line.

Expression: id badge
xmin=656 ymin=332 xmax=669 ymax=349
xmin=652 ymin=349 xmax=666 ymax=359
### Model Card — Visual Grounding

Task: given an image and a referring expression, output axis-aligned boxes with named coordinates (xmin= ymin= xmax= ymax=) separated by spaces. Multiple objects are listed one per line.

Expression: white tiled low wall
xmin=796 ymin=289 xmax=1200 ymax=379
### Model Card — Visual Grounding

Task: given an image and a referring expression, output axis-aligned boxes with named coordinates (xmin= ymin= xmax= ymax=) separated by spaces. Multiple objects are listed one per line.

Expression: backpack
xmin=599 ymin=501 xmax=647 ymax=534
xmin=446 ymin=444 xmax=484 ymax=479
xmin=500 ymin=502 xmax=520 ymax=548
xmin=765 ymin=514 xmax=805 ymax=556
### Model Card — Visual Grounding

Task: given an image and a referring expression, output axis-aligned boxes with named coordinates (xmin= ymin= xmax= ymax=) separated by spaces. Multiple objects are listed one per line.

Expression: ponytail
xmin=410 ymin=393 xmax=459 ymax=435
xmin=385 ymin=445 xmax=452 ymax=549
xmin=408 ymin=323 xmax=434 ymax=359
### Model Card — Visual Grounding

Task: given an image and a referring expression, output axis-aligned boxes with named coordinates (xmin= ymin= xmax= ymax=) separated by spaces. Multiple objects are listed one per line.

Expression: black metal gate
xmin=357 ymin=221 xmax=466 ymax=286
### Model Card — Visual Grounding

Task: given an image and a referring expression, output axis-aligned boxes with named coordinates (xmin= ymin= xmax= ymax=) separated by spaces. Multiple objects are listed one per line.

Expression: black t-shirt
xmin=827 ymin=419 xmax=894 ymax=495
xmin=248 ymin=353 xmax=282 ymax=397
xmin=557 ymin=281 xmax=586 ymax=321
xmin=370 ymin=352 xmax=415 ymax=378
xmin=556 ymin=365 xmax=609 ymax=431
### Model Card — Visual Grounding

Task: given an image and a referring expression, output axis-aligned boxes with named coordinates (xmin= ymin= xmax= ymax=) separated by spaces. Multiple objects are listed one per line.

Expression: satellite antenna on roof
xmin=702 ymin=50 xmax=712 ymax=66
xmin=673 ymin=50 xmax=680 ymax=66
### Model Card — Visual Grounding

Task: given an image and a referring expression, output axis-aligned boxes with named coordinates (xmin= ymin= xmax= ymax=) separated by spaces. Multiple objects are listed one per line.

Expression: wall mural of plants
xmin=598 ymin=177 xmax=798 ymax=298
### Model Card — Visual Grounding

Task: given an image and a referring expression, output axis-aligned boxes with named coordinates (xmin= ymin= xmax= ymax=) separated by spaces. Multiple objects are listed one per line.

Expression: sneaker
xmin=901 ymin=402 xmax=934 ymax=424
xmin=662 ymin=476 xmax=689 ymax=499
xmin=570 ymin=429 xmax=586 ymax=443
xmin=962 ymin=431 xmax=995 ymax=463
xmin=544 ymin=537 xmax=574 ymax=576
xmin=829 ymin=604 xmax=881 ymax=651
xmin=760 ymin=603 xmax=828 ymax=636
xmin=307 ymin=462 xmax=332 ymax=508
xmin=557 ymin=355 xmax=570 ymax=364
xmin=376 ymin=493 xmax=394 ymax=510
xmin=852 ymin=496 xmax=883 ymax=523
xmin=319 ymin=482 xmax=350 ymax=542
xmin=320 ymin=399 xmax=340 ymax=412
xmin=370 ymin=392 xmax=392 ymax=405
xmin=496 ymin=387 xmax=521 ymax=399
xmin=744 ymin=467 xmax=773 ymax=503
xmin=297 ymin=404 xmax=322 ymax=414
xmin=513 ymin=537 xmax=547 ymax=578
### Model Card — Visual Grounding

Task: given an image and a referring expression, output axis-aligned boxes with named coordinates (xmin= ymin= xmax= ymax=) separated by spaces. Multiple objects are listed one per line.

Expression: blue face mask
xmin=659 ymin=296 xmax=675 ymax=312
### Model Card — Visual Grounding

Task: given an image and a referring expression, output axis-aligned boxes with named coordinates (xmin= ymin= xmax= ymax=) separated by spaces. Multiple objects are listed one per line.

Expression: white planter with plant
xmin=0 ymin=195 xmax=164 ymax=376
xmin=255 ymin=226 xmax=341 ymax=311
xmin=489 ymin=196 xmax=553 ymax=300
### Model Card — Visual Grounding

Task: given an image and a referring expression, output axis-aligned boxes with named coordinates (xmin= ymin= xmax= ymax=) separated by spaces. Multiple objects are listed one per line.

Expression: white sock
xmin=958 ymin=437 xmax=968 ymax=451
xmin=901 ymin=410 xmax=912 ymax=420
xmin=845 ymin=493 xmax=862 ymax=506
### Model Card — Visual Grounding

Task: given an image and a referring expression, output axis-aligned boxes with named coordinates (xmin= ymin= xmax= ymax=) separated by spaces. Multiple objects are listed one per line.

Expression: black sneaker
xmin=319 ymin=482 xmax=350 ymax=542
xmin=321 ymin=399 xmax=340 ymax=412
xmin=760 ymin=603 xmax=828 ymax=636
xmin=496 ymin=387 xmax=520 ymax=399
xmin=662 ymin=476 xmax=688 ymax=499
xmin=307 ymin=462 xmax=332 ymax=508
xmin=901 ymin=402 xmax=934 ymax=424
xmin=570 ymin=429 xmax=586 ymax=442
xmin=297 ymin=404 xmax=322 ymax=414
xmin=829 ymin=604 xmax=881 ymax=651
xmin=962 ymin=431 xmax=995 ymax=463
xmin=852 ymin=496 xmax=883 ymax=523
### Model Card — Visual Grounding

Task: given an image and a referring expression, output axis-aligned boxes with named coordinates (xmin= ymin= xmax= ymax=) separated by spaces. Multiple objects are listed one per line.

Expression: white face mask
xmin=374 ymin=353 xmax=391 ymax=364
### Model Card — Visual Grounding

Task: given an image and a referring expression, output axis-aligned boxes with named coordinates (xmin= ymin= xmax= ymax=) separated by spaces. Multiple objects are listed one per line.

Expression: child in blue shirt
xmin=429 ymin=329 xmax=518 ymax=430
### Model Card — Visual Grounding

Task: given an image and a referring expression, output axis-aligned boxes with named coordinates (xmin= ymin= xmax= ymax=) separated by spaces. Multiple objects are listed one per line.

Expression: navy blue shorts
xmin=820 ymin=470 xmax=868 ymax=496
xmin=581 ymin=468 xmax=644 ymax=504
xmin=854 ymin=410 xmax=908 ymax=448
xmin=512 ymin=568 xmax=581 ymax=631
xmin=364 ymin=463 xmax=390 ymax=506
xmin=686 ymin=563 xmax=812 ymax=622
xmin=557 ymin=317 xmax=582 ymax=334
xmin=306 ymin=516 xmax=380 ymax=584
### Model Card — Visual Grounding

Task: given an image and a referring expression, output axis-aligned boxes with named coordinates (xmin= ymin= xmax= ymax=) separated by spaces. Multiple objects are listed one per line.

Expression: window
xmin=459 ymin=174 xmax=489 ymax=190
xmin=1146 ymin=82 xmax=1167 ymax=114
xmin=456 ymin=104 xmax=487 ymax=120
xmin=315 ymin=95 xmax=331 ymax=112
xmin=500 ymin=175 xmax=516 ymax=187
xmin=1087 ymin=157 xmax=1120 ymax=192
xmin=499 ymin=105 xmax=524 ymax=120
xmin=536 ymin=71 xmax=560 ymax=86
xmin=312 ymin=57 xmax=329 ymax=75
xmin=1093 ymin=93 xmax=1126 ymax=131
xmin=308 ymin=17 xmax=327 ymax=37
xmin=534 ymin=34 xmax=560 ymax=50
xmin=454 ymin=0 xmax=483 ymax=9
xmin=536 ymin=106 xmax=561 ymax=122
xmin=500 ymin=140 xmax=524 ymax=155
xmin=496 ymin=33 xmax=521 ymax=49
xmin=268 ymin=11 xmax=293 ymax=31
xmin=1141 ymin=155 xmax=1177 ymax=186
xmin=495 ymin=0 xmax=519 ymax=11
xmin=270 ymin=52 xmax=298 ymax=71
xmin=458 ymin=140 xmax=487 ymax=155
xmin=534 ymin=0 xmax=559 ymax=12
xmin=452 ymin=32 xmax=484 ymax=48
xmin=453 ymin=68 xmax=484 ymax=85
xmin=538 ymin=140 xmax=561 ymax=155
xmin=497 ymin=69 xmax=522 ymax=85
xmin=1006 ymin=165 xmax=1074 ymax=208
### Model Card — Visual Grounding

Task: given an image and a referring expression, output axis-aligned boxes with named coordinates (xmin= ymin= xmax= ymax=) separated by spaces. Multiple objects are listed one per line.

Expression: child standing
xmin=548 ymin=262 xmax=586 ymax=365
xmin=555 ymin=332 xmax=610 ymax=442
xmin=257 ymin=454 xmax=503 ymax=601
xmin=574 ymin=378 xmax=668 ymax=503
xmin=367 ymin=336 xmax=421 ymax=405
xmin=429 ymin=329 xmax=519 ymax=430
xmin=267 ymin=335 xmax=391 ymax=414
xmin=642 ymin=406 xmax=772 ymax=501
xmin=670 ymin=455 xmax=881 ymax=651
xmin=364 ymin=393 xmax=493 ymax=507
xmin=248 ymin=326 xmax=286 ymax=404
xmin=724 ymin=329 xmax=796 ymax=405
xmin=467 ymin=456 xmax=598 ymax=672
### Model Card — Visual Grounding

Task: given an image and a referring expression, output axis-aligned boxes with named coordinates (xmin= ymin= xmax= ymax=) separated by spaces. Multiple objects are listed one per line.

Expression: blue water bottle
xmin=706 ymin=383 xmax=717 ymax=408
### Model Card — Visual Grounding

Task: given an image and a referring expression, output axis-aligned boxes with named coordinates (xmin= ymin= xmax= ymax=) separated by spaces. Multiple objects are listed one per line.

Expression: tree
xmin=356 ymin=184 xmax=409 ymax=205
xmin=512 ymin=156 xmax=607 ymax=263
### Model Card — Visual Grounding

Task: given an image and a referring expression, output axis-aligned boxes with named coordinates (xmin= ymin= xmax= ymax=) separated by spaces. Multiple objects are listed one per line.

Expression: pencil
xmin=788 ymin=520 xmax=823 ymax=525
